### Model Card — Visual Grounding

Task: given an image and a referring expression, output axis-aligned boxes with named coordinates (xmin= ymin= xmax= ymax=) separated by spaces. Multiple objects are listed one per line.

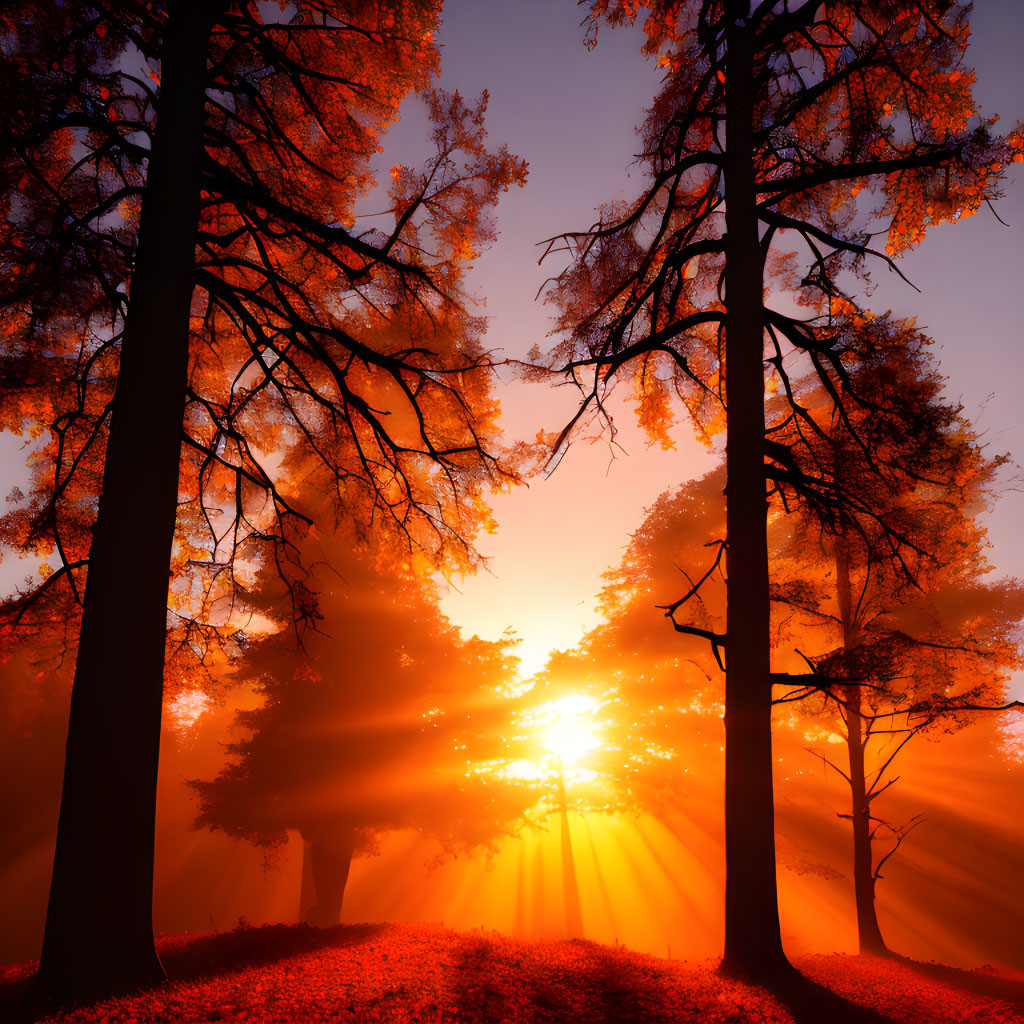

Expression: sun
xmin=470 ymin=692 xmax=607 ymax=788
xmin=536 ymin=694 xmax=602 ymax=768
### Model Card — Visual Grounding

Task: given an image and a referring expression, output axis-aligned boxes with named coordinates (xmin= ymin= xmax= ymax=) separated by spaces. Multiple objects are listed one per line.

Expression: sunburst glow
xmin=470 ymin=693 xmax=609 ymax=790
xmin=534 ymin=695 xmax=603 ymax=767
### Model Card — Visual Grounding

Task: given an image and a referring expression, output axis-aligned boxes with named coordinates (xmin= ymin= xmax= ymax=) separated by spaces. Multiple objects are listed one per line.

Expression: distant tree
xmin=0 ymin=0 xmax=525 ymax=996
xmin=768 ymin=328 xmax=1024 ymax=955
xmin=805 ymin=574 xmax=1024 ymax=957
xmin=488 ymin=670 xmax=648 ymax=939
xmin=191 ymin=537 xmax=536 ymax=926
xmin=540 ymin=0 xmax=1020 ymax=978
xmin=530 ymin=468 xmax=843 ymax=917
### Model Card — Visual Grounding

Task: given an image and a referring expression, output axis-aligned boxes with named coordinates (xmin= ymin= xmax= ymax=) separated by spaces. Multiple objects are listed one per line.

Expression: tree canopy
xmin=1 ymin=0 xmax=527 ymax=648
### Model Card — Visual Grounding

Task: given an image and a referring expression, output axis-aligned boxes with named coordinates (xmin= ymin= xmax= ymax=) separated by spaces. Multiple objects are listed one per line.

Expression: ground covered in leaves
xmin=2 ymin=921 xmax=1024 ymax=1023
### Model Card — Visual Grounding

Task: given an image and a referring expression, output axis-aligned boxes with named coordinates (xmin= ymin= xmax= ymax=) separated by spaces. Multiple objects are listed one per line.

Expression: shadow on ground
xmin=161 ymin=921 xmax=387 ymax=983
xmin=765 ymin=968 xmax=896 ymax=1024
xmin=4 ymin=926 xmax=1022 ymax=1024
xmin=893 ymin=954 xmax=1024 ymax=1009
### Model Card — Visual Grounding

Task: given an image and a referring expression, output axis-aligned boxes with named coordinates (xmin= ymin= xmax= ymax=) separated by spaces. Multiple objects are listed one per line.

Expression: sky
xmin=369 ymin=0 xmax=1024 ymax=678
xmin=363 ymin=0 xmax=712 ymax=676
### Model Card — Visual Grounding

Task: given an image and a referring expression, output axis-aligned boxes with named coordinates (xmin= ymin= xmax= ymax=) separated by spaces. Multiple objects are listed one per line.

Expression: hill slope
xmin=2 ymin=921 xmax=1023 ymax=1022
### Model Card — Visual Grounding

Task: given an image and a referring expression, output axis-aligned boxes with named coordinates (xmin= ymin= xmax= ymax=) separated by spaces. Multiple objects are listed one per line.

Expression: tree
xmin=810 ymin=573 xmax=1024 ymax=956
xmin=495 ymin=675 xmax=642 ymax=939
xmin=540 ymin=0 xmax=1020 ymax=977
xmin=1 ymin=0 xmax=525 ymax=996
xmin=768 ymin=327 xmax=1024 ymax=954
xmin=190 ymin=536 xmax=536 ymax=927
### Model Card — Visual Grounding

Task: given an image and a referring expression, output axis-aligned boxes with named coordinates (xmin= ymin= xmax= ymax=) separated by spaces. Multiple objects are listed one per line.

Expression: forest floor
xmin=2 ymin=921 xmax=1023 ymax=1023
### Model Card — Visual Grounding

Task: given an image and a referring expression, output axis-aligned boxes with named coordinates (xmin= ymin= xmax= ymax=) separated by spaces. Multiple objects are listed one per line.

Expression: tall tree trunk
xmin=835 ymin=543 xmax=889 ymax=956
xmin=37 ymin=4 xmax=213 ymax=999
xmin=304 ymin=823 xmax=356 ymax=927
xmin=557 ymin=763 xmax=584 ymax=938
xmin=720 ymin=12 xmax=791 ymax=979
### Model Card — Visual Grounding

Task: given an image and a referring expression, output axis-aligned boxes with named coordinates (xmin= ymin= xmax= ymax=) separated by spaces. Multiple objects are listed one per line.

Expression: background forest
xmin=1 ymin=0 xmax=1023 ymax=1019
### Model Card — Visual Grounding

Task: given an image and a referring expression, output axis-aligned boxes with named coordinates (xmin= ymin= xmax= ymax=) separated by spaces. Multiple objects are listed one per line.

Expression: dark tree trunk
xmin=37 ymin=4 xmax=213 ymax=1000
xmin=835 ymin=544 xmax=889 ymax=956
xmin=719 ymin=12 xmax=791 ymax=979
xmin=841 ymin=684 xmax=889 ymax=955
xmin=304 ymin=823 xmax=356 ymax=928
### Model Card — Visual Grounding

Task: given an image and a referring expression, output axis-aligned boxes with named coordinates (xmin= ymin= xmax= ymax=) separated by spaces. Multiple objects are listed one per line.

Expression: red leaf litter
xmin=2 ymin=923 xmax=1023 ymax=1023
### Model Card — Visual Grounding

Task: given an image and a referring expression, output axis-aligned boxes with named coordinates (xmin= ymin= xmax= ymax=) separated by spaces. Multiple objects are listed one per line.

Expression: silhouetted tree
xmin=191 ymin=537 xmax=536 ymax=926
xmin=0 ymin=0 xmax=524 ymax=996
xmin=768 ymin=328 xmax=1024 ymax=954
xmin=541 ymin=0 xmax=1020 ymax=978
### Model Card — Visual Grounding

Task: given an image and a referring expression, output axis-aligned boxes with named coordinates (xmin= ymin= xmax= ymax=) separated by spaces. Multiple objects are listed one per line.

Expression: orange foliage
xmin=0 ymin=1 xmax=526 ymax=685
xmin=543 ymin=1 xmax=1019 ymax=452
